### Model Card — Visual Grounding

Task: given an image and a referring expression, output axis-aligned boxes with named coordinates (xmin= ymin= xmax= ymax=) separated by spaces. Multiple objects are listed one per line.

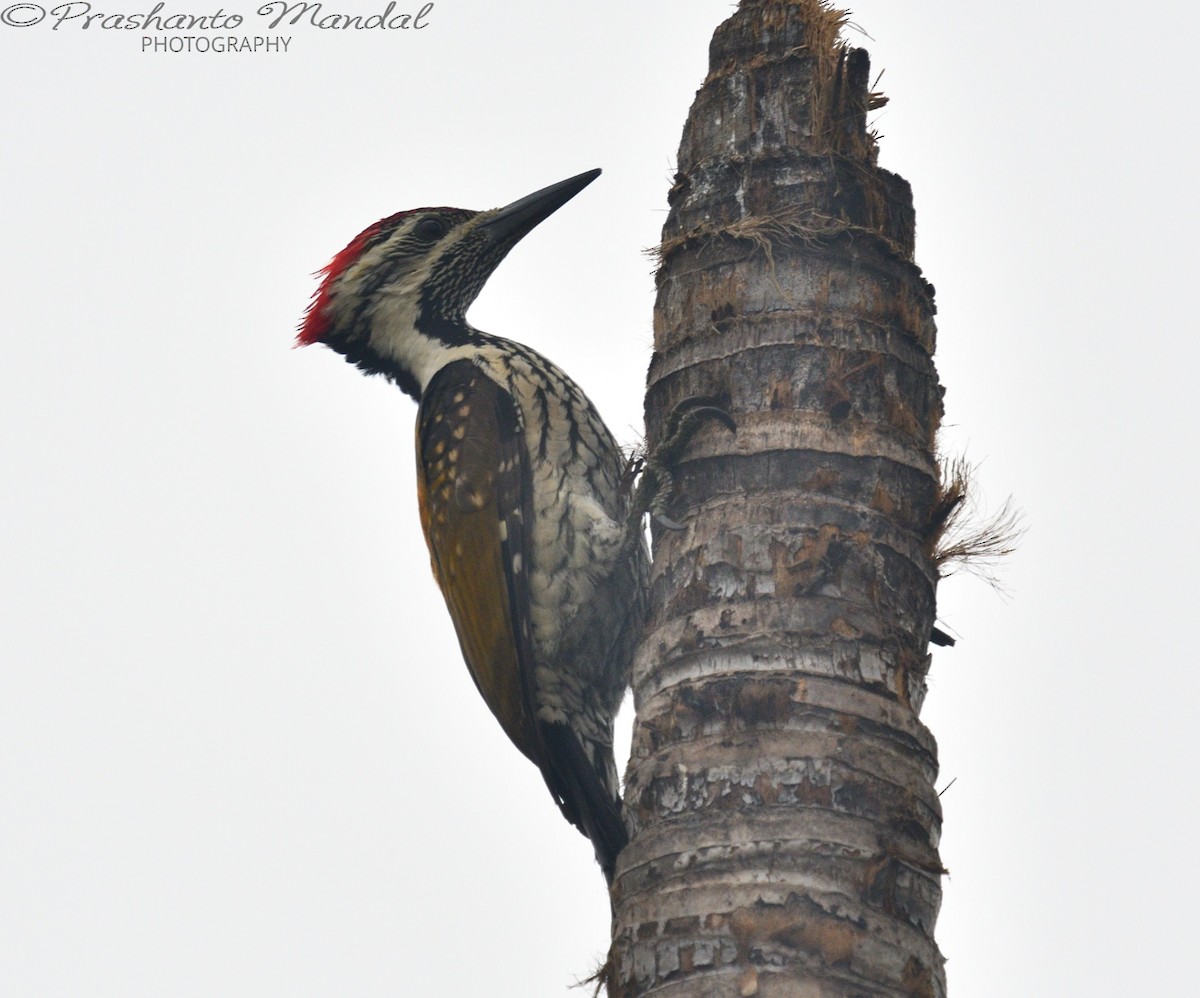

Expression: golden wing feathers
xmin=415 ymin=360 xmax=539 ymax=762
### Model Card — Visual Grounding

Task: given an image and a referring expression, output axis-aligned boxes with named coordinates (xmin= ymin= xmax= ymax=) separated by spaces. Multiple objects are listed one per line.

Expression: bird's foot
xmin=629 ymin=396 xmax=736 ymax=533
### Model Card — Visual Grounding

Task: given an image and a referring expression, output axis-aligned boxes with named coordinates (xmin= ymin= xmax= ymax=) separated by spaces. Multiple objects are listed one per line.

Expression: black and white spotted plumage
xmin=299 ymin=171 xmax=647 ymax=882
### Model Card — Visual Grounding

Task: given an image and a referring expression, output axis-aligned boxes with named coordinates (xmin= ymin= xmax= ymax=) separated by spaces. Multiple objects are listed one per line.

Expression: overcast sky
xmin=3 ymin=2 xmax=1198 ymax=995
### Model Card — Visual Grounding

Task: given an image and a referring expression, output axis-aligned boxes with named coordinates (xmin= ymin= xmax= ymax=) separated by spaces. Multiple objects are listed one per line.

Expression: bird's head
xmin=298 ymin=169 xmax=601 ymax=396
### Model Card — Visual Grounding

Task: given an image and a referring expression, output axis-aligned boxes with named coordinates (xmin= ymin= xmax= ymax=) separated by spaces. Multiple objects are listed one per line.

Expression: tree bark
xmin=611 ymin=2 xmax=947 ymax=995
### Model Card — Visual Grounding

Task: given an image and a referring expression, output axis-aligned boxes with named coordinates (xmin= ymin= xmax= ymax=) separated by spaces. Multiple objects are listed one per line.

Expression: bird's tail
xmin=539 ymin=721 xmax=629 ymax=884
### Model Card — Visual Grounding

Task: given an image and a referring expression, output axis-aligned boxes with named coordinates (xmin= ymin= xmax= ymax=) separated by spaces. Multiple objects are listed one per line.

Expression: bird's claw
xmin=628 ymin=396 xmax=735 ymax=535
xmin=673 ymin=402 xmax=737 ymax=437
xmin=652 ymin=512 xmax=687 ymax=532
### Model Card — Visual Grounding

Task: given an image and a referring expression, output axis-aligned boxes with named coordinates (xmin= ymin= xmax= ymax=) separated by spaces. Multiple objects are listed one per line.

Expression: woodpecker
xmin=298 ymin=169 xmax=647 ymax=883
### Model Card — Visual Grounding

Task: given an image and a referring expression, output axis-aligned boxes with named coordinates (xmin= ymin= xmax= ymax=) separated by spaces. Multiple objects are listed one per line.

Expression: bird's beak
xmin=479 ymin=169 xmax=602 ymax=247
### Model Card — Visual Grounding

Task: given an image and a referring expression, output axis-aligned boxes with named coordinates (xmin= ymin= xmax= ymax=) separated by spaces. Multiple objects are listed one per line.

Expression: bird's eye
xmin=414 ymin=216 xmax=447 ymax=241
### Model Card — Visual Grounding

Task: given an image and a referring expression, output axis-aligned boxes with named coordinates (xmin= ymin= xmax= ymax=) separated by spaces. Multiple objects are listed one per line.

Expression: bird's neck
xmin=370 ymin=305 xmax=500 ymax=402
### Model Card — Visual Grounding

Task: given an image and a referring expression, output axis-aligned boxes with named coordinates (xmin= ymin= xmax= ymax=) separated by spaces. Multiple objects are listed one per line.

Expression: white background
xmin=3 ymin=1 xmax=1198 ymax=995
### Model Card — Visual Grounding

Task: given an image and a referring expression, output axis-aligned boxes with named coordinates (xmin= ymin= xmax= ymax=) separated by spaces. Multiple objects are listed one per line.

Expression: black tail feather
xmin=539 ymin=721 xmax=628 ymax=884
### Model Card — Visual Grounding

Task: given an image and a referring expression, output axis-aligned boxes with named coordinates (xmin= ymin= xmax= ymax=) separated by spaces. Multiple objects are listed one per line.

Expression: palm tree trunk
xmin=610 ymin=2 xmax=948 ymax=995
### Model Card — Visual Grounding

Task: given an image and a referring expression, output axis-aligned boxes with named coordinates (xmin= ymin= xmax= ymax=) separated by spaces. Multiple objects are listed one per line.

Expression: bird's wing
xmin=415 ymin=360 xmax=541 ymax=764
